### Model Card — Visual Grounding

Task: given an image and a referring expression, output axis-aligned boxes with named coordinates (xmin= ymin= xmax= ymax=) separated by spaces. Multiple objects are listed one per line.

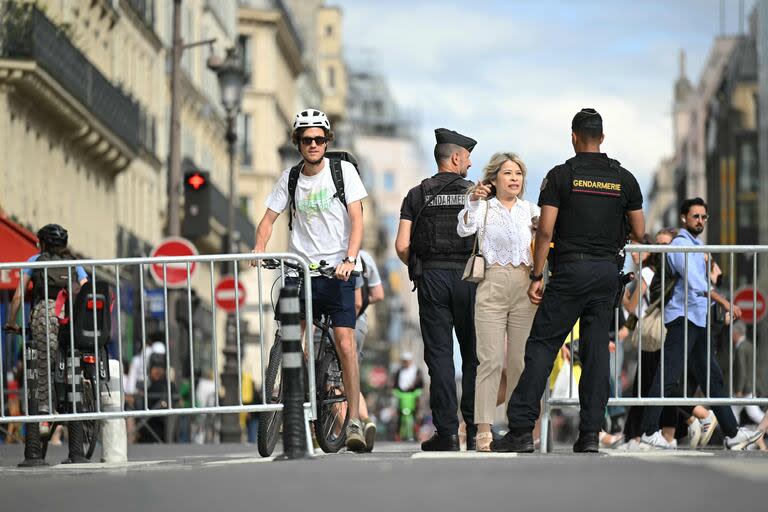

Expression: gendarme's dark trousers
xmin=417 ymin=268 xmax=477 ymax=436
xmin=507 ymin=260 xmax=618 ymax=433
xmin=640 ymin=318 xmax=739 ymax=437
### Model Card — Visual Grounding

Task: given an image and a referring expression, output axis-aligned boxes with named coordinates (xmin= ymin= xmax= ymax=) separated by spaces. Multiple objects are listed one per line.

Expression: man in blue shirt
xmin=640 ymin=198 xmax=763 ymax=450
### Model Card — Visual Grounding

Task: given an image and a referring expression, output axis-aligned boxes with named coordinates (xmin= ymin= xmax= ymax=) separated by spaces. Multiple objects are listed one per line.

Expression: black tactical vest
xmin=411 ymin=175 xmax=474 ymax=265
xmin=554 ymin=156 xmax=627 ymax=260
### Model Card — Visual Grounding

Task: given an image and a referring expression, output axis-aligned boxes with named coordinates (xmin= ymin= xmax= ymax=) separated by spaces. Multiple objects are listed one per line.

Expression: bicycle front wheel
xmin=257 ymin=337 xmax=283 ymax=457
xmin=314 ymin=351 xmax=349 ymax=453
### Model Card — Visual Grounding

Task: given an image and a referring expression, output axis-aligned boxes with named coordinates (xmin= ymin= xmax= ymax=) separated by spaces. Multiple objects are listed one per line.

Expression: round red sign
xmin=733 ymin=287 xmax=766 ymax=325
xmin=149 ymin=237 xmax=198 ymax=288
xmin=214 ymin=277 xmax=246 ymax=312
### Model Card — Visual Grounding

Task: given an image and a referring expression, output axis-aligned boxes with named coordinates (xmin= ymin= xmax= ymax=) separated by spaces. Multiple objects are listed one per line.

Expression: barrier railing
xmin=540 ymin=244 xmax=767 ymax=453
xmin=0 ymin=253 xmax=314 ymax=444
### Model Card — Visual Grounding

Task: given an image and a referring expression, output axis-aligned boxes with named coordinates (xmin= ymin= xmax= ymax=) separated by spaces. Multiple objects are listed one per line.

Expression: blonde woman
xmin=457 ymin=152 xmax=539 ymax=451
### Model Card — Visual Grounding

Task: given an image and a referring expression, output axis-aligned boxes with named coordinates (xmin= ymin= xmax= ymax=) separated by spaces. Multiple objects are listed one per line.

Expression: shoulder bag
xmin=462 ymin=200 xmax=490 ymax=283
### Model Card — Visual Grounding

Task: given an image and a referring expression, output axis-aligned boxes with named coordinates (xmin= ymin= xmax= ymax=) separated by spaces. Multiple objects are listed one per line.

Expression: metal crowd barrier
xmin=540 ymin=244 xmax=768 ymax=453
xmin=0 ymin=253 xmax=315 ymax=439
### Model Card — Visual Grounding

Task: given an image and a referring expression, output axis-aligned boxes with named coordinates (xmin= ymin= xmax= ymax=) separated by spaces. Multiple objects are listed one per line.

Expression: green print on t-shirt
xmin=297 ymin=187 xmax=334 ymax=218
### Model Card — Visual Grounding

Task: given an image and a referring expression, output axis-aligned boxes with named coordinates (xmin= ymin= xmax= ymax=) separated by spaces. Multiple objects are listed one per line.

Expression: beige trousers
xmin=474 ymin=265 xmax=537 ymax=425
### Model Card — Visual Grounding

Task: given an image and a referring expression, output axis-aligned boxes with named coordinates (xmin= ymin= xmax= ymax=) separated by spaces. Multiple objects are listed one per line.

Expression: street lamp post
xmin=209 ymin=47 xmax=247 ymax=443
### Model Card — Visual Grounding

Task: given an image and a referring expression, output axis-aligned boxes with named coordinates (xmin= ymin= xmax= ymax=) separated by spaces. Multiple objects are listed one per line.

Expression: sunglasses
xmin=691 ymin=214 xmax=708 ymax=221
xmin=300 ymin=136 xmax=328 ymax=146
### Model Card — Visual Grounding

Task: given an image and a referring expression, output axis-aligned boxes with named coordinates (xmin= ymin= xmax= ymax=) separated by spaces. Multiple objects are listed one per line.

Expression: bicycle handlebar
xmin=261 ymin=258 xmax=359 ymax=278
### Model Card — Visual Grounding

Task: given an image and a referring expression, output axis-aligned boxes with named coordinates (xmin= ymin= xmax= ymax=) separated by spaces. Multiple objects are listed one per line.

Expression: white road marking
xmin=412 ymin=452 xmax=519 ymax=459
xmin=604 ymin=449 xmax=713 ymax=458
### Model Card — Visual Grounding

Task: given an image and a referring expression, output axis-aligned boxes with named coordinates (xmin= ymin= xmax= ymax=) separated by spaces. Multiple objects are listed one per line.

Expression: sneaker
xmin=699 ymin=411 xmax=718 ymax=448
xmin=363 ymin=420 xmax=376 ymax=453
xmin=640 ymin=431 xmax=675 ymax=450
xmin=688 ymin=418 xmax=702 ymax=449
xmin=618 ymin=438 xmax=642 ymax=451
xmin=345 ymin=419 xmax=366 ymax=453
xmin=725 ymin=428 xmax=764 ymax=451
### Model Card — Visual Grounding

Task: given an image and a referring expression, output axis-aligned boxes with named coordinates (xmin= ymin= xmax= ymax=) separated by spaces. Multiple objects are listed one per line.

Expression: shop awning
xmin=0 ymin=215 xmax=38 ymax=290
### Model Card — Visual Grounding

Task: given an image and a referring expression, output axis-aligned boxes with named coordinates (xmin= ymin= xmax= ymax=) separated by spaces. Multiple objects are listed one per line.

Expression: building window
xmin=237 ymin=35 xmax=252 ymax=85
xmin=383 ymin=171 xmax=395 ymax=192
xmin=239 ymin=114 xmax=252 ymax=168
xmin=326 ymin=25 xmax=333 ymax=37
xmin=240 ymin=196 xmax=253 ymax=217
xmin=327 ymin=66 xmax=336 ymax=89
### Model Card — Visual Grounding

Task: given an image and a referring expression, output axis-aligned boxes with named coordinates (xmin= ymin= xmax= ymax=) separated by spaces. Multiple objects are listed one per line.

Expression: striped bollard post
xmin=277 ymin=285 xmax=307 ymax=460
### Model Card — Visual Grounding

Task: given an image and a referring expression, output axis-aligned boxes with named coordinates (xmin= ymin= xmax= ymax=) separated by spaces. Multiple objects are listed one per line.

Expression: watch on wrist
xmin=529 ymin=271 xmax=543 ymax=282
xmin=343 ymin=256 xmax=357 ymax=264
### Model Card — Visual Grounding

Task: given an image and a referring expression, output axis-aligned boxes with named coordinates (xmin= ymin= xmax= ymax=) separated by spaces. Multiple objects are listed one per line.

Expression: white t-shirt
xmin=265 ymin=158 xmax=367 ymax=266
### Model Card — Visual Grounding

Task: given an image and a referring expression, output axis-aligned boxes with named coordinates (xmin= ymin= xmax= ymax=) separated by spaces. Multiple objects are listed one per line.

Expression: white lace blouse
xmin=457 ymin=197 xmax=540 ymax=267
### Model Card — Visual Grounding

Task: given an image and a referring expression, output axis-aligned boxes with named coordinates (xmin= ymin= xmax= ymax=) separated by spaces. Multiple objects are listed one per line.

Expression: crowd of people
xmin=3 ymin=105 xmax=767 ymax=459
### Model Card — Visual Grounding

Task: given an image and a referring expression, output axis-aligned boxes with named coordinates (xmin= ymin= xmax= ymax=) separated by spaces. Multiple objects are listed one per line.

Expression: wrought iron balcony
xmin=1 ymin=5 xmax=140 ymax=153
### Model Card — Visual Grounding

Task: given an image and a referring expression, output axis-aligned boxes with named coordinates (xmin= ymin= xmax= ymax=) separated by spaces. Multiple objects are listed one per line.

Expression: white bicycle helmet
xmin=292 ymin=109 xmax=330 ymax=132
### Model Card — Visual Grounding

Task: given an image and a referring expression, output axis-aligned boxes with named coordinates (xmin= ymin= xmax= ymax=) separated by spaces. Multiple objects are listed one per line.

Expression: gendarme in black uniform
xmin=400 ymin=128 xmax=477 ymax=449
xmin=498 ymin=109 xmax=643 ymax=451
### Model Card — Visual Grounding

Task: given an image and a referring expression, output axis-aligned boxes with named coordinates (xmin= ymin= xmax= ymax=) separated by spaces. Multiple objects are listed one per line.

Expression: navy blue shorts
xmin=288 ymin=276 xmax=356 ymax=329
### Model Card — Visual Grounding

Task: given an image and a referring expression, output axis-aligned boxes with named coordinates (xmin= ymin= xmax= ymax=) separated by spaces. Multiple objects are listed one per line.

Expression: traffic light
xmin=182 ymin=170 xmax=211 ymax=238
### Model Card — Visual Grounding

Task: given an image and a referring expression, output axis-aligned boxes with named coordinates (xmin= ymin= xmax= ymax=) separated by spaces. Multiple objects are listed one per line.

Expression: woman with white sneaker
xmin=457 ymin=152 xmax=539 ymax=452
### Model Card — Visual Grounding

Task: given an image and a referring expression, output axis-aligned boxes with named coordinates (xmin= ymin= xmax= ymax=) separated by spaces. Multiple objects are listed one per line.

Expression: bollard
xmin=277 ymin=285 xmax=307 ymax=460
xmin=100 ymin=359 xmax=127 ymax=463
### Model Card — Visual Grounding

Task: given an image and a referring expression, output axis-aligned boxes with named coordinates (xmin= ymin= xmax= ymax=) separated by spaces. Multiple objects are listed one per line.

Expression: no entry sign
xmin=733 ymin=287 xmax=766 ymax=324
xmin=215 ymin=276 xmax=246 ymax=312
xmin=149 ymin=237 xmax=198 ymax=288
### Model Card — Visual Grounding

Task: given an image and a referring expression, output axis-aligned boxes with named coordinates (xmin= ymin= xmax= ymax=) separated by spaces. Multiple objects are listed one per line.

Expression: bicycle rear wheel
xmin=257 ymin=337 xmax=283 ymax=457
xmin=80 ymin=379 xmax=101 ymax=460
xmin=314 ymin=350 xmax=349 ymax=453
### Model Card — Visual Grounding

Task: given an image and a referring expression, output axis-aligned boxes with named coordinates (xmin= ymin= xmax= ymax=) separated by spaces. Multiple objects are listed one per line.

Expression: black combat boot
xmin=490 ymin=429 xmax=534 ymax=453
xmin=421 ymin=433 xmax=460 ymax=451
xmin=573 ymin=431 xmax=600 ymax=453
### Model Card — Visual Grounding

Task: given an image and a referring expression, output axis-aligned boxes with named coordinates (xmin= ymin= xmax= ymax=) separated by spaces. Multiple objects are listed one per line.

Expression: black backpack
xmin=32 ymin=251 xmax=73 ymax=303
xmin=287 ymin=151 xmax=361 ymax=231
xmin=72 ymin=281 xmax=112 ymax=350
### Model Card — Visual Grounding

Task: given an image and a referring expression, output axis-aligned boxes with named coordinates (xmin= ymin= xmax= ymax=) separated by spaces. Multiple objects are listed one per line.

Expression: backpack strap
xmin=287 ymin=162 xmax=303 ymax=231
xmin=358 ymin=257 xmax=370 ymax=318
xmin=330 ymin=158 xmax=347 ymax=209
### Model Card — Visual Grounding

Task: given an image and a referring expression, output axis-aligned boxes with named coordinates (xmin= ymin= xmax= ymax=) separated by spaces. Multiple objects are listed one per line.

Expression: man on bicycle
xmin=5 ymin=223 xmax=89 ymax=464
xmin=252 ymin=109 xmax=368 ymax=452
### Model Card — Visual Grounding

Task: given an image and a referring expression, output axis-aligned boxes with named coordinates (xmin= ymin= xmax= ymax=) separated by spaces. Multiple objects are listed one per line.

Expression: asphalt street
xmin=0 ymin=441 xmax=766 ymax=512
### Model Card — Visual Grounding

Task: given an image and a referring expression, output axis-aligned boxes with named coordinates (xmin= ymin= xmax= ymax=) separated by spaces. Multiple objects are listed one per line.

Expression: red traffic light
xmin=186 ymin=172 xmax=206 ymax=190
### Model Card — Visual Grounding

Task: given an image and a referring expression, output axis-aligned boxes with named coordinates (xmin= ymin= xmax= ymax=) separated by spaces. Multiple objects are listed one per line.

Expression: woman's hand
xmin=470 ymin=182 xmax=492 ymax=202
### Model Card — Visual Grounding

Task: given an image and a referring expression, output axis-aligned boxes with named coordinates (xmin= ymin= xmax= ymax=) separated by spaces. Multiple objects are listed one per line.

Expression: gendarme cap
xmin=434 ymin=128 xmax=477 ymax=153
xmin=571 ymin=108 xmax=603 ymax=132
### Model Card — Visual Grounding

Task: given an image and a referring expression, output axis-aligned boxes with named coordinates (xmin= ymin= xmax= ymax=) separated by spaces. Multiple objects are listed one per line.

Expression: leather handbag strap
xmin=470 ymin=200 xmax=490 ymax=256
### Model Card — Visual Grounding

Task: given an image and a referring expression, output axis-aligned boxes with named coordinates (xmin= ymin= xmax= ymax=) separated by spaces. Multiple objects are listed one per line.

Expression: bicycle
xmin=3 ymin=330 xmax=103 ymax=461
xmin=257 ymin=259 xmax=357 ymax=457
xmin=394 ymin=388 xmax=422 ymax=442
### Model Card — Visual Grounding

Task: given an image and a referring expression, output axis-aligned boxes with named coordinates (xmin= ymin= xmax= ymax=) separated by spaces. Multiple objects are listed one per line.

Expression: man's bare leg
xmin=333 ymin=326 xmax=360 ymax=421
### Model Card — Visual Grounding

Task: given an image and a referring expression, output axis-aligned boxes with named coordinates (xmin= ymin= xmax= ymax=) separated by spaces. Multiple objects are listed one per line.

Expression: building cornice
xmin=239 ymin=8 xmax=303 ymax=76
xmin=0 ymin=59 xmax=134 ymax=175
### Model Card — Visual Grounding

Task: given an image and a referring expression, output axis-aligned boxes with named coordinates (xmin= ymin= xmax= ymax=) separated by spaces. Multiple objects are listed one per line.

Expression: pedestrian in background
xmin=492 ymin=108 xmax=645 ymax=453
xmin=639 ymin=197 xmax=762 ymax=450
xmin=457 ymin=152 xmax=539 ymax=452
xmin=395 ymin=128 xmax=478 ymax=451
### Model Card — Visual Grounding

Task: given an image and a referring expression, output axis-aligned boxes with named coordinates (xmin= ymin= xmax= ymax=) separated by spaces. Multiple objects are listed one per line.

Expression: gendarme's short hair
xmin=571 ymin=108 xmax=603 ymax=133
